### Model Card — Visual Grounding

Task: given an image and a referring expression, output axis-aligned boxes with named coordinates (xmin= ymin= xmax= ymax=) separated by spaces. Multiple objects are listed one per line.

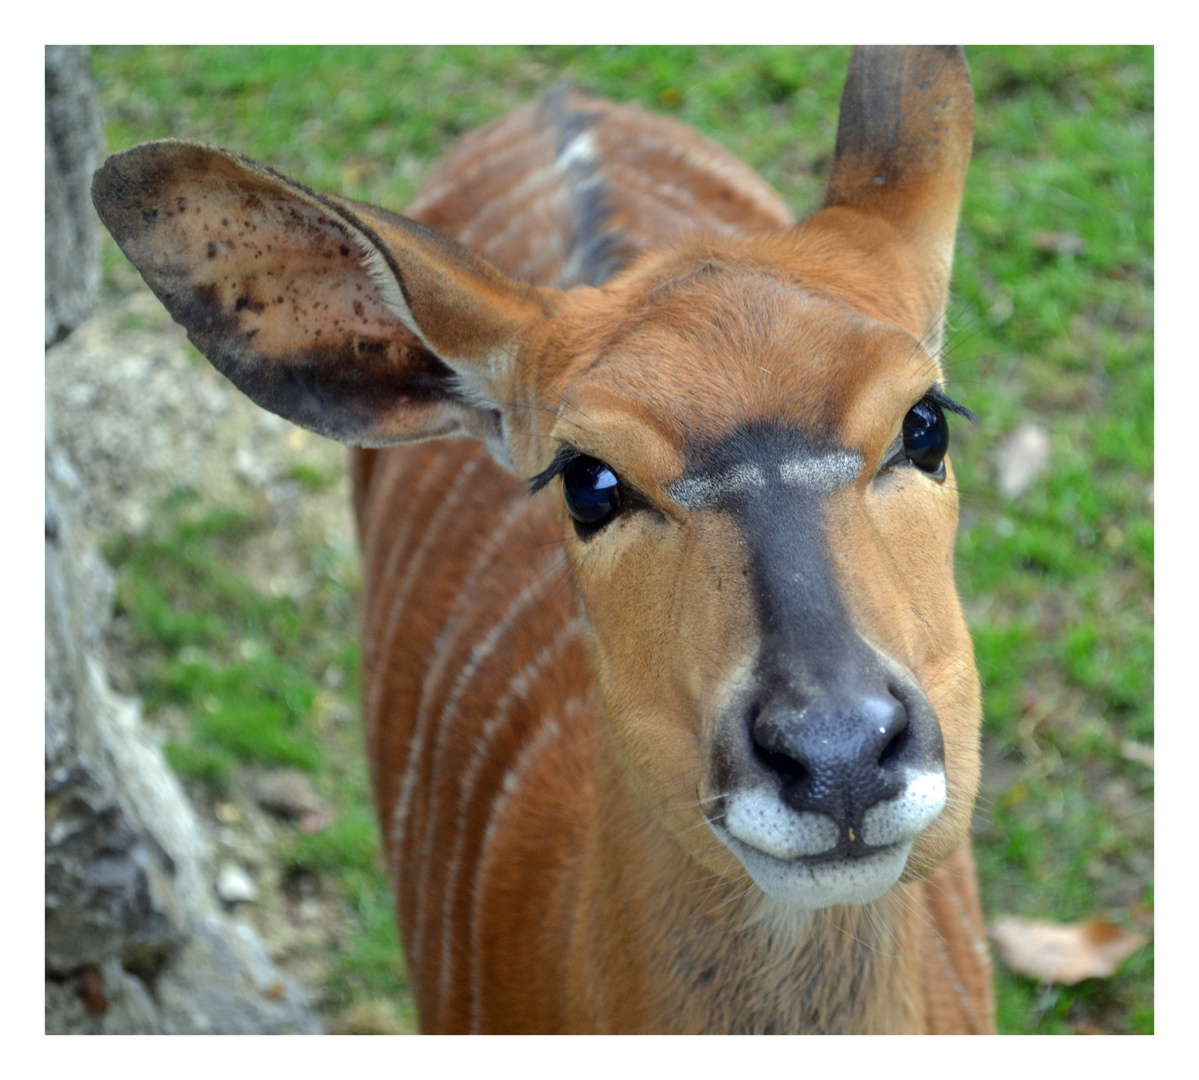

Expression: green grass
xmin=284 ymin=804 xmax=412 ymax=1017
xmin=90 ymin=45 xmax=1153 ymax=1034
xmin=941 ymin=50 xmax=1153 ymax=1035
xmin=105 ymin=494 xmax=326 ymax=775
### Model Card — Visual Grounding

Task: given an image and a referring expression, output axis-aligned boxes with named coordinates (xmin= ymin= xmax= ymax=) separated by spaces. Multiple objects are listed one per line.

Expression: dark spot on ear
xmin=340 ymin=245 xmax=351 ymax=257
xmin=234 ymin=294 xmax=267 ymax=315
xmin=188 ymin=282 xmax=223 ymax=324
xmin=355 ymin=338 xmax=387 ymax=355
xmin=206 ymin=242 xmax=217 ymax=259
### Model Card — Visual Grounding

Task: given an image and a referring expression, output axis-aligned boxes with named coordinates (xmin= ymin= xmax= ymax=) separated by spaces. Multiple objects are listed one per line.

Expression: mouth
xmin=707 ymin=771 xmax=946 ymax=908
xmin=710 ymin=824 xmax=915 ymax=907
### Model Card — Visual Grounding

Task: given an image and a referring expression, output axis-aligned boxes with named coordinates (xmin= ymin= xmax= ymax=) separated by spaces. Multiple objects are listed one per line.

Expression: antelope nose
xmin=750 ymin=686 xmax=915 ymax=832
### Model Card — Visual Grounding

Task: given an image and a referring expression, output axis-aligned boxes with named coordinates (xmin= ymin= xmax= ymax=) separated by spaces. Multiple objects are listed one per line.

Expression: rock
xmin=155 ymin=917 xmax=318 ymax=1034
xmin=214 ymin=801 xmax=242 ymax=825
xmin=44 ymin=304 xmax=233 ymax=537
xmin=252 ymin=769 xmax=324 ymax=820
xmin=45 ymin=437 xmax=205 ymax=979
xmin=45 ymin=46 xmax=103 ymax=345
xmin=45 ymin=958 xmax=162 ymax=1035
xmin=217 ymin=863 xmax=260 ymax=905
xmin=44 ymin=428 xmax=320 ymax=1034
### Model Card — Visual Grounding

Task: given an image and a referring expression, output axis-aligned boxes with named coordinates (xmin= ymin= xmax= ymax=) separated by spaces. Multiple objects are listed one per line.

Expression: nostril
xmin=753 ymin=742 xmax=805 ymax=789
xmin=748 ymin=702 xmax=806 ymax=789
xmin=876 ymin=710 xmax=911 ymax=768
xmin=873 ymin=688 xmax=912 ymax=770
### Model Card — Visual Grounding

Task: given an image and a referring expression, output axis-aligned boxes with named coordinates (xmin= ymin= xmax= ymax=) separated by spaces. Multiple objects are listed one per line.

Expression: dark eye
xmin=562 ymin=455 xmax=623 ymax=530
xmin=902 ymin=398 xmax=950 ymax=475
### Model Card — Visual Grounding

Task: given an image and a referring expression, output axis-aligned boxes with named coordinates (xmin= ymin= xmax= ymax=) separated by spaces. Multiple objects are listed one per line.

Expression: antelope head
xmin=92 ymin=46 xmax=980 ymax=912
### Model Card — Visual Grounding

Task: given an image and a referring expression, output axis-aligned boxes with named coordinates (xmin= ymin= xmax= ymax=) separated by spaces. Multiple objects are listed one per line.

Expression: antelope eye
xmin=902 ymin=398 xmax=950 ymax=475
xmin=562 ymin=455 xmax=623 ymax=529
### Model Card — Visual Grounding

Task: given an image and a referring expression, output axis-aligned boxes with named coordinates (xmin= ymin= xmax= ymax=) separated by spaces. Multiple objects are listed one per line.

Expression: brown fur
xmin=93 ymin=48 xmax=994 ymax=1033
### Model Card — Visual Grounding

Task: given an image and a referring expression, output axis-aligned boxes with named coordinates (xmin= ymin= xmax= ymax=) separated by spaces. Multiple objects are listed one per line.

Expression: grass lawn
xmin=88 ymin=45 xmax=1153 ymax=1034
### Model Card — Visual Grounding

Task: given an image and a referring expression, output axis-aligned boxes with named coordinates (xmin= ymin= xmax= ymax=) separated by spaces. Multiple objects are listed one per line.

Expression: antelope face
xmin=91 ymin=44 xmax=979 ymax=919
xmin=523 ymin=252 xmax=982 ymax=910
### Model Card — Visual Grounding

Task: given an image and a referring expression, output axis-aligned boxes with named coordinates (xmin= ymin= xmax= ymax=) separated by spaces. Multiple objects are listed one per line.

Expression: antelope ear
xmin=91 ymin=141 xmax=548 ymax=453
xmin=817 ymin=46 xmax=974 ymax=334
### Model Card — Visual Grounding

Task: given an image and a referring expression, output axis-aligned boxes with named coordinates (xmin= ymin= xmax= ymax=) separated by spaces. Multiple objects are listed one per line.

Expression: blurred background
xmin=50 ymin=46 xmax=1152 ymax=1033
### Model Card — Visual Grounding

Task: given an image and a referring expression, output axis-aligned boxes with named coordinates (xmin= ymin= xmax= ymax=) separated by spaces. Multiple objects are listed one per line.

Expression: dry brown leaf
xmin=990 ymin=916 xmax=1147 ymax=984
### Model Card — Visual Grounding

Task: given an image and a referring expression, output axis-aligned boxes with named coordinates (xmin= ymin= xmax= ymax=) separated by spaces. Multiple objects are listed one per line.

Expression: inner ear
xmin=92 ymin=141 xmax=534 ymax=449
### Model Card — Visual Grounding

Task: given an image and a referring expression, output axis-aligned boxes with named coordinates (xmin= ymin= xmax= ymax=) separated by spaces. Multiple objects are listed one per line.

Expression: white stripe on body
xmin=374 ymin=453 xmax=482 ymax=681
xmin=365 ymin=453 xmax=479 ymax=743
xmin=391 ymin=546 xmax=564 ymax=967
xmin=468 ymin=699 xmax=586 ymax=1032
xmin=396 ymin=493 xmax=549 ymax=937
xmin=362 ymin=451 xmax=461 ymax=761
xmin=432 ymin=627 xmax=587 ymax=1015
xmin=413 ymin=492 xmax=544 ymax=736
xmin=406 ymin=528 xmax=573 ymax=972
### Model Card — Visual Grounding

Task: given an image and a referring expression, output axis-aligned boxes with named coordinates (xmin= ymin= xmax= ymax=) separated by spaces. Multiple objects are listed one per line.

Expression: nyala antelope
xmin=93 ymin=45 xmax=994 ymax=1033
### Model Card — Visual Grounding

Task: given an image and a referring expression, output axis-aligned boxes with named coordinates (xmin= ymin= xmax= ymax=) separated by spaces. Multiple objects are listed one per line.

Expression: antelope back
xmin=93 ymin=48 xmax=992 ymax=1033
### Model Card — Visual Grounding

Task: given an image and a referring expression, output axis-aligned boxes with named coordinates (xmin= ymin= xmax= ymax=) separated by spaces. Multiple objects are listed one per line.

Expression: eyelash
xmin=926 ymin=386 xmax=977 ymax=423
xmin=527 ymin=444 xmax=580 ymax=496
